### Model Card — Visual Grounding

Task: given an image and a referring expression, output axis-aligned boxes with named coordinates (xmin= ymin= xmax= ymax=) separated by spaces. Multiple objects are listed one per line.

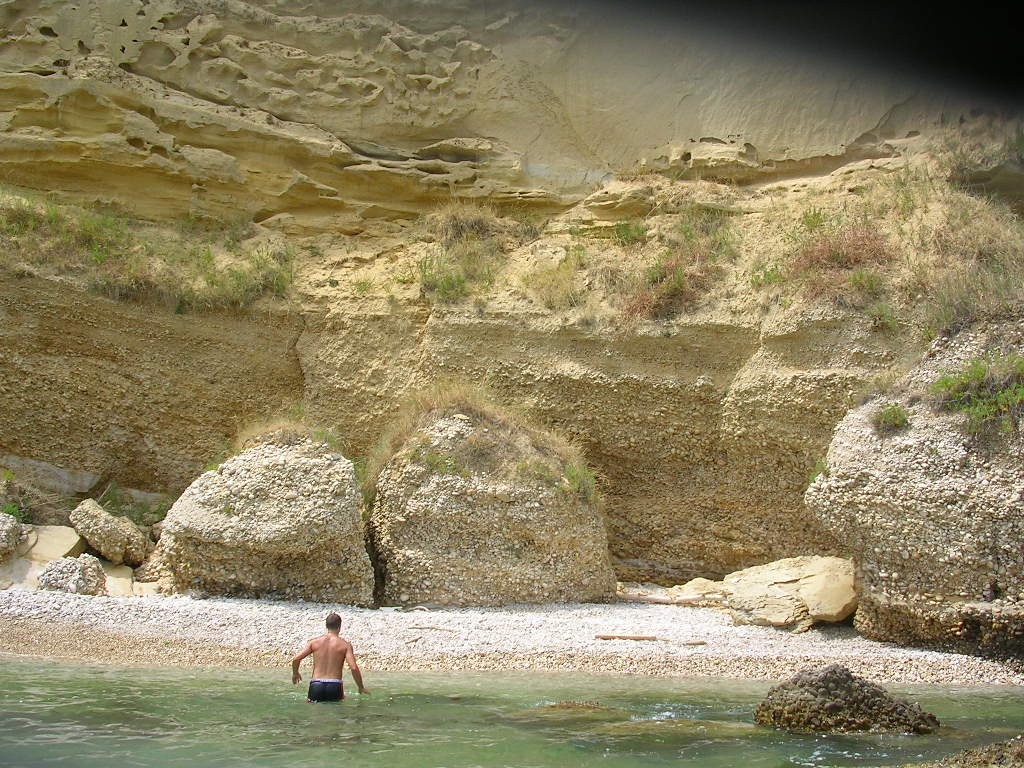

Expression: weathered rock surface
xmin=0 ymin=512 xmax=20 ymax=562
xmin=37 ymin=554 xmax=107 ymax=596
xmin=18 ymin=525 xmax=86 ymax=564
xmin=754 ymin=664 xmax=940 ymax=734
xmin=99 ymin=560 xmax=134 ymax=598
xmin=70 ymin=499 xmax=149 ymax=567
xmin=159 ymin=435 xmax=374 ymax=604
xmin=807 ymin=320 xmax=1024 ymax=655
xmin=371 ymin=410 xmax=616 ymax=606
xmin=0 ymin=1 xmax=972 ymax=229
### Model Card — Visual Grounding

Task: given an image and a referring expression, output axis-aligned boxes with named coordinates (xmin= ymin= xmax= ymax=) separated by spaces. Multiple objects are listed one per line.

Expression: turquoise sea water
xmin=1 ymin=658 xmax=1023 ymax=768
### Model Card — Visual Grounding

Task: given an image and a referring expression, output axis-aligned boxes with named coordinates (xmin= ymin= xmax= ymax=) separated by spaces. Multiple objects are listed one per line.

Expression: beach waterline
xmin=2 ymin=658 xmax=1023 ymax=768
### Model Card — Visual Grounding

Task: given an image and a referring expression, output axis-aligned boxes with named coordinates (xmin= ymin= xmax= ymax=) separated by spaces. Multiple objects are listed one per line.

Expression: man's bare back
xmin=291 ymin=612 xmax=369 ymax=702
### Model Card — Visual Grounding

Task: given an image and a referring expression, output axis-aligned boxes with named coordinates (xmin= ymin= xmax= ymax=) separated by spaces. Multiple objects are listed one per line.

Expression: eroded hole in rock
xmin=119 ymin=18 xmax=128 ymax=27
xmin=77 ymin=40 xmax=91 ymax=54
xmin=127 ymin=137 xmax=146 ymax=150
xmin=52 ymin=59 xmax=70 ymax=68
xmin=38 ymin=26 xmax=58 ymax=38
xmin=118 ymin=62 xmax=133 ymax=73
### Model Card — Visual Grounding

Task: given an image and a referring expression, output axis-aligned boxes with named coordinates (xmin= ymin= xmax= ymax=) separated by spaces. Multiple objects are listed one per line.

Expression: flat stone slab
xmin=19 ymin=526 xmax=85 ymax=564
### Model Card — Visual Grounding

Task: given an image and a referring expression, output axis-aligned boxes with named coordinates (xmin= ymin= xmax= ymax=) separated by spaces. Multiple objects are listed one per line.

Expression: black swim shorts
xmin=307 ymin=679 xmax=344 ymax=702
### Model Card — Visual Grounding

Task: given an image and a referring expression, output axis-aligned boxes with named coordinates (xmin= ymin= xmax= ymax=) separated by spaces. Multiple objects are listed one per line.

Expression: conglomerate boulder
xmin=158 ymin=434 xmax=374 ymax=604
xmin=370 ymin=407 xmax=616 ymax=606
xmin=0 ymin=511 xmax=20 ymax=562
xmin=754 ymin=664 xmax=940 ymax=734
xmin=69 ymin=499 xmax=149 ymax=566
xmin=37 ymin=554 xmax=107 ymax=596
xmin=806 ymin=320 xmax=1024 ymax=655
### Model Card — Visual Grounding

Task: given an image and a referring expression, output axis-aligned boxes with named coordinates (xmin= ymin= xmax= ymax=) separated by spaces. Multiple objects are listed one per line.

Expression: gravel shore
xmin=2 ymin=587 xmax=1022 ymax=685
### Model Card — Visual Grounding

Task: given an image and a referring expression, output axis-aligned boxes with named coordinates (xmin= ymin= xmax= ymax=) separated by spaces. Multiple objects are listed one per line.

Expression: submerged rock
xmin=370 ymin=405 xmax=616 ymax=606
xmin=37 ymin=554 xmax=107 ymax=596
xmin=905 ymin=733 xmax=1024 ymax=767
xmin=754 ymin=664 xmax=939 ymax=734
xmin=70 ymin=499 xmax=149 ymax=567
xmin=158 ymin=434 xmax=373 ymax=604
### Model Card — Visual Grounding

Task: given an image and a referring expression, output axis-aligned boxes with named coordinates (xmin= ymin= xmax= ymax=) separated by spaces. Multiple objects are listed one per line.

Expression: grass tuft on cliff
xmin=419 ymin=203 xmax=507 ymax=303
xmin=0 ymin=192 xmax=292 ymax=312
xmin=931 ymin=354 xmax=1024 ymax=434
xmin=361 ymin=380 xmax=598 ymax=507
xmin=622 ymin=205 xmax=735 ymax=320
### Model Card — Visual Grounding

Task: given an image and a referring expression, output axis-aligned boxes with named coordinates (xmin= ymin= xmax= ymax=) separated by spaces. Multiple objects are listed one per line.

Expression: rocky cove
xmin=0 ymin=2 xmax=1023 ymax=766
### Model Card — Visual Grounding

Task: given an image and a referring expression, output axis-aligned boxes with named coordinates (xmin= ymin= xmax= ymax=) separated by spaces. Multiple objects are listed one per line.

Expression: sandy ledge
xmin=1 ymin=588 xmax=1022 ymax=685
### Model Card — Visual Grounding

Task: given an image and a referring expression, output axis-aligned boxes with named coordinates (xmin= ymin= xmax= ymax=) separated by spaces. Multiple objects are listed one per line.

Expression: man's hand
xmin=292 ymin=670 xmax=302 ymax=685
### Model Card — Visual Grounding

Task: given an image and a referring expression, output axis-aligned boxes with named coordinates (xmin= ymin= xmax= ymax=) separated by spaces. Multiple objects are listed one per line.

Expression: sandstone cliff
xmin=1 ymin=0 xmax=1021 ymax=586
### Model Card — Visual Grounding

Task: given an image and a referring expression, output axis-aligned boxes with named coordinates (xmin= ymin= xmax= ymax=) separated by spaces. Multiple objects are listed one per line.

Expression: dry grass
xmin=0 ymin=192 xmax=291 ymax=312
xmin=361 ymin=380 xmax=596 ymax=506
xmin=523 ymin=245 xmax=586 ymax=310
xmin=419 ymin=202 xmax=511 ymax=304
xmin=788 ymin=219 xmax=893 ymax=298
xmin=621 ymin=204 xmax=734 ymax=319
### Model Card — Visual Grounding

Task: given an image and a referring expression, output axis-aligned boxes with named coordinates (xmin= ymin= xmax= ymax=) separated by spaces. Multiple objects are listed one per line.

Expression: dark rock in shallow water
xmin=906 ymin=733 xmax=1024 ymax=767
xmin=754 ymin=664 xmax=940 ymax=734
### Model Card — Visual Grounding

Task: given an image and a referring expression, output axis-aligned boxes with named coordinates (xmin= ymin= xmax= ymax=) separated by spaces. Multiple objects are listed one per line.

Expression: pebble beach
xmin=2 ymin=588 xmax=1022 ymax=686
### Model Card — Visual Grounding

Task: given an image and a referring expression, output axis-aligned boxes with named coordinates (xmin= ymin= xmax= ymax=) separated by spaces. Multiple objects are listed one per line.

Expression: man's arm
xmin=346 ymin=646 xmax=369 ymax=694
xmin=291 ymin=642 xmax=314 ymax=685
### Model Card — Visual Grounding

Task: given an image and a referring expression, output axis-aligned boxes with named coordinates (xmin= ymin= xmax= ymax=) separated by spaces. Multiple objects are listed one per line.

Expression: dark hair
xmin=325 ymin=612 xmax=342 ymax=631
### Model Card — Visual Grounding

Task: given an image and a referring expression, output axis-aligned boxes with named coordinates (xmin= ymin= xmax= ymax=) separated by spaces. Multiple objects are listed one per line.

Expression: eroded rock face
xmin=0 ymin=1 xmax=985 ymax=230
xmin=754 ymin=664 xmax=940 ymax=734
xmin=70 ymin=499 xmax=149 ymax=566
xmin=371 ymin=411 xmax=616 ymax=606
xmin=159 ymin=435 xmax=373 ymax=604
xmin=806 ymin=320 xmax=1024 ymax=655
xmin=37 ymin=554 xmax=107 ymax=596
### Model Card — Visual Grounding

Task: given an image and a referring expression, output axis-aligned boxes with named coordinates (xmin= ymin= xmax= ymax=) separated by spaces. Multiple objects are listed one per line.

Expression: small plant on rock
xmin=612 ymin=220 xmax=647 ymax=247
xmin=871 ymin=402 xmax=910 ymax=436
xmin=931 ymin=354 xmax=1024 ymax=434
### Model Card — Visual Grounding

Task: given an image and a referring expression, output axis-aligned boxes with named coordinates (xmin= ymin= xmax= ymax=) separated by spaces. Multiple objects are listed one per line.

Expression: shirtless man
xmin=291 ymin=612 xmax=369 ymax=702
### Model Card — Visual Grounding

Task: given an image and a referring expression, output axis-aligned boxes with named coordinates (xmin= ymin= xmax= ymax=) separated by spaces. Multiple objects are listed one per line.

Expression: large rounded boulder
xmin=368 ymin=390 xmax=616 ymax=606
xmin=806 ymin=320 xmax=1024 ymax=655
xmin=159 ymin=433 xmax=373 ymax=604
xmin=755 ymin=664 xmax=939 ymax=734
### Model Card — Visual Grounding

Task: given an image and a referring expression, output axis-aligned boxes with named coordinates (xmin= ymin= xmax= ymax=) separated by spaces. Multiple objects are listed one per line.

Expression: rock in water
xmin=754 ymin=664 xmax=939 ymax=734
xmin=806 ymin=320 xmax=1024 ymax=655
xmin=69 ymin=499 xmax=149 ymax=566
xmin=370 ymin=406 xmax=616 ymax=606
xmin=37 ymin=554 xmax=107 ymax=596
xmin=158 ymin=435 xmax=373 ymax=604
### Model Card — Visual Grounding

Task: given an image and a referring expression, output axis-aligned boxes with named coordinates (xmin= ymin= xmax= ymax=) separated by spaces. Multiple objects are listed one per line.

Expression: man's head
xmin=325 ymin=612 xmax=342 ymax=632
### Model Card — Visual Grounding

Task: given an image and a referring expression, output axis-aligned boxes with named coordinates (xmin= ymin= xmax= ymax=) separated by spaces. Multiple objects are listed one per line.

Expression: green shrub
xmin=807 ymin=457 xmax=829 ymax=487
xmin=612 ymin=220 xmax=647 ymax=247
xmin=872 ymin=402 xmax=910 ymax=435
xmin=750 ymin=261 xmax=785 ymax=288
xmin=96 ymin=482 xmax=170 ymax=527
xmin=866 ymin=301 xmax=899 ymax=332
xmin=931 ymin=354 xmax=1024 ymax=434
xmin=849 ymin=268 xmax=885 ymax=299
xmin=562 ymin=462 xmax=598 ymax=504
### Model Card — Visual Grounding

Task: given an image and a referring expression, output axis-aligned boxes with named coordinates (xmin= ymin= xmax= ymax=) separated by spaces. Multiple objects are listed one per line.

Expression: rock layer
xmin=371 ymin=410 xmax=617 ymax=606
xmin=754 ymin=664 xmax=940 ymax=734
xmin=806 ymin=320 xmax=1024 ymax=655
xmin=159 ymin=435 xmax=374 ymax=604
